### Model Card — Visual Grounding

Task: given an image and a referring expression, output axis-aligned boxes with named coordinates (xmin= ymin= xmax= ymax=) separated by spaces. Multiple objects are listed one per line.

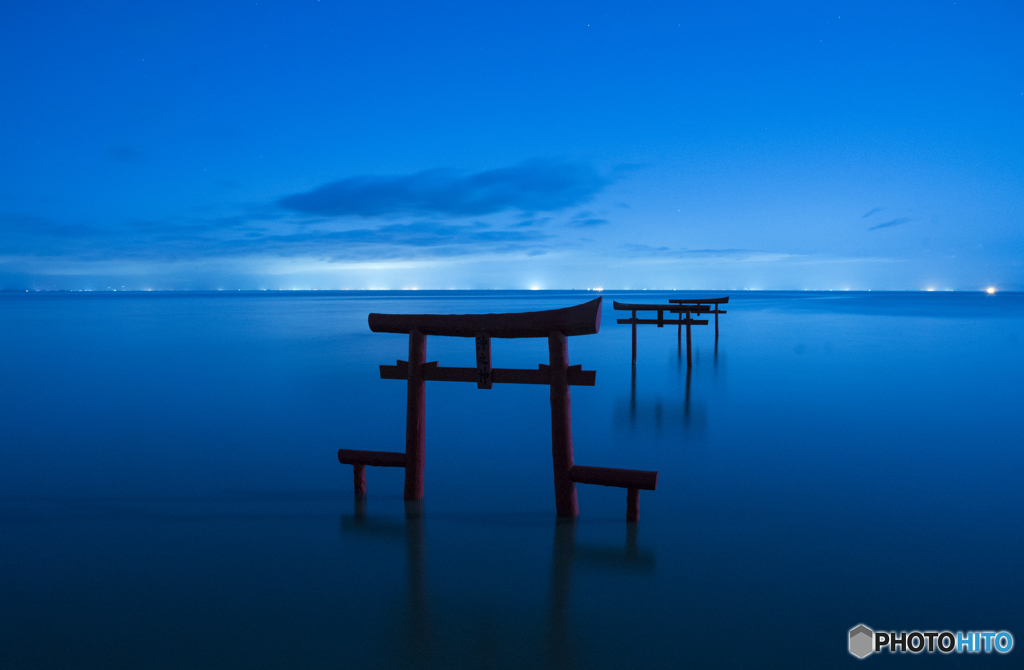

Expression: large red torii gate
xmin=338 ymin=297 xmax=658 ymax=521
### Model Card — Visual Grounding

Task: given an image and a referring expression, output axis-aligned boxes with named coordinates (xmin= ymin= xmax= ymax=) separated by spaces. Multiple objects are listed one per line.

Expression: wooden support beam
xmin=667 ymin=297 xmax=729 ymax=305
xmin=567 ymin=465 xmax=658 ymax=490
xmin=567 ymin=465 xmax=657 ymax=522
xmin=549 ymin=331 xmax=579 ymax=518
xmin=615 ymin=318 xmax=708 ymax=326
xmin=379 ymin=361 xmax=596 ymax=386
xmin=338 ymin=448 xmax=407 ymax=498
xmin=337 ymin=449 xmax=408 ymax=467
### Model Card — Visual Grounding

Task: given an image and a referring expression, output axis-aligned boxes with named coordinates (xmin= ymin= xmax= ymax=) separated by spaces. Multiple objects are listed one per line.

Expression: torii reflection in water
xmin=340 ymin=500 xmax=654 ymax=668
xmin=622 ymin=364 xmax=707 ymax=435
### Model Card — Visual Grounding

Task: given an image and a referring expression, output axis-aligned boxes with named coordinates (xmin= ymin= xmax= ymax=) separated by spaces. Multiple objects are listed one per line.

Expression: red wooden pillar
xmin=714 ymin=306 xmax=720 ymax=340
xmin=353 ymin=463 xmax=366 ymax=498
xmin=549 ymin=331 xmax=579 ymax=518
xmin=685 ymin=310 xmax=693 ymax=368
xmin=475 ymin=332 xmax=492 ymax=389
xmin=626 ymin=487 xmax=639 ymax=522
xmin=631 ymin=310 xmax=637 ymax=366
xmin=404 ymin=329 xmax=426 ymax=501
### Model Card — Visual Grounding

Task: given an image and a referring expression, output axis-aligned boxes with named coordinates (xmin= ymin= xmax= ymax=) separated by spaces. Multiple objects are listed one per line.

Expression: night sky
xmin=1 ymin=1 xmax=1021 ymax=291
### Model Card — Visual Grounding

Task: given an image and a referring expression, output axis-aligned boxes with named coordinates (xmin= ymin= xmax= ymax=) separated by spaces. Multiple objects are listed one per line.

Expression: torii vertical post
xmin=549 ymin=331 xmax=579 ymax=518
xmin=685 ymin=308 xmax=693 ymax=369
xmin=404 ymin=329 xmax=427 ymax=500
xmin=631 ymin=309 xmax=637 ymax=366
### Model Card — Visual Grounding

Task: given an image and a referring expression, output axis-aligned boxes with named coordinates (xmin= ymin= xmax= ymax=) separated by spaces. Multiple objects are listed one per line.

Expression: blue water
xmin=1 ymin=291 xmax=1021 ymax=668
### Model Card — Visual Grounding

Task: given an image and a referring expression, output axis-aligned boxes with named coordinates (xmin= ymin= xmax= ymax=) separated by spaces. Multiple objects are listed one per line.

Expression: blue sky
xmin=1 ymin=0 xmax=1021 ymax=290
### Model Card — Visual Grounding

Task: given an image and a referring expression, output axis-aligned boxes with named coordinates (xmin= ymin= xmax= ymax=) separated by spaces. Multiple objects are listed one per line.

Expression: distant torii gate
xmin=668 ymin=297 xmax=729 ymax=340
xmin=612 ymin=301 xmax=710 ymax=368
xmin=338 ymin=297 xmax=658 ymax=521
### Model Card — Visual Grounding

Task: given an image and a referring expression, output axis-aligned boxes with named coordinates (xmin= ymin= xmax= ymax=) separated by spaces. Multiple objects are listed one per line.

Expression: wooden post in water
xmin=353 ymin=464 xmax=367 ymax=498
xmin=626 ymin=487 xmax=640 ymax=522
xmin=475 ymin=332 xmax=492 ymax=389
xmin=404 ymin=329 xmax=427 ymax=500
xmin=631 ymin=310 xmax=637 ymax=366
xmin=685 ymin=309 xmax=693 ymax=368
xmin=549 ymin=331 xmax=579 ymax=518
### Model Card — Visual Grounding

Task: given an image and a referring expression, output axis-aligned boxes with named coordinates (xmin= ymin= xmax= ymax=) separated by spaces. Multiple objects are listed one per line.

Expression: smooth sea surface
xmin=1 ymin=290 xmax=1021 ymax=669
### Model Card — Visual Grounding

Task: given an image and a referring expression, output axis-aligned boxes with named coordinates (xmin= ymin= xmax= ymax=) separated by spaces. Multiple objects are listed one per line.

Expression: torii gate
xmin=337 ymin=297 xmax=658 ymax=521
xmin=612 ymin=300 xmax=711 ymax=367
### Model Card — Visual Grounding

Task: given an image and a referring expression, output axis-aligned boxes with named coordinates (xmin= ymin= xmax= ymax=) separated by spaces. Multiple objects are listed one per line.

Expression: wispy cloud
xmin=279 ymin=159 xmax=609 ymax=218
xmin=862 ymin=207 xmax=884 ymax=218
xmin=613 ymin=244 xmax=793 ymax=262
xmin=867 ymin=217 xmax=912 ymax=231
xmin=568 ymin=210 xmax=610 ymax=227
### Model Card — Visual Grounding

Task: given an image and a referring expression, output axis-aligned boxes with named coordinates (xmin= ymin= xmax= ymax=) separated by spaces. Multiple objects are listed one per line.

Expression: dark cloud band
xmin=278 ymin=159 xmax=609 ymax=218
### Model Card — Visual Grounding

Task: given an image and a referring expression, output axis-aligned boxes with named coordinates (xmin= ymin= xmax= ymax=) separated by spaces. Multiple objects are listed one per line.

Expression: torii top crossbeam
xmin=368 ymin=298 xmax=603 ymax=338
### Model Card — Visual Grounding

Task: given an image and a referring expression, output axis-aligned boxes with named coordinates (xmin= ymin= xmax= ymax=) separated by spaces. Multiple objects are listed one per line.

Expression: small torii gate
xmin=668 ymin=297 xmax=729 ymax=340
xmin=612 ymin=301 xmax=710 ymax=368
xmin=338 ymin=297 xmax=658 ymax=521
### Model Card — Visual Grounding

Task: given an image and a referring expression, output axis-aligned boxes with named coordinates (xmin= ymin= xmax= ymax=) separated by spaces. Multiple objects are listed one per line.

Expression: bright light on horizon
xmin=986 ymin=287 xmax=996 ymax=294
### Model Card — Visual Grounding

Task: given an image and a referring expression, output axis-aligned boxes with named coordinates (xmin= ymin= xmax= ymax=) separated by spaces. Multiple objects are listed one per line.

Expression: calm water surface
xmin=1 ymin=291 xmax=1021 ymax=668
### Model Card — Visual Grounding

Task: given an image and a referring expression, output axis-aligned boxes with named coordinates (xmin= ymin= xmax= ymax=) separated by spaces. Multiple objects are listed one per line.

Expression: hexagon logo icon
xmin=849 ymin=624 xmax=874 ymax=659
